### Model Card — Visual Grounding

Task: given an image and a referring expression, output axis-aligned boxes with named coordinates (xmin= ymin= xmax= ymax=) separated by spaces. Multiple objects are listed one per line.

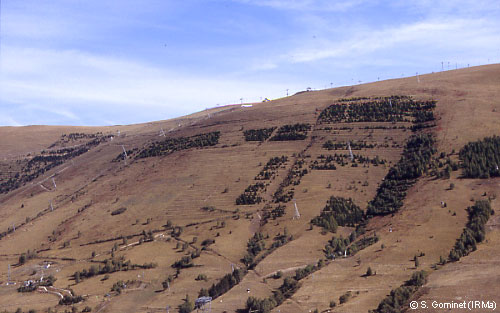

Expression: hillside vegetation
xmin=0 ymin=65 xmax=499 ymax=313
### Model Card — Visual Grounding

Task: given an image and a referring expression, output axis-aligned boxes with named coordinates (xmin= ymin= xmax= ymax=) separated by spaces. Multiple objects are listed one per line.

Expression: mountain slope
xmin=0 ymin=64 xmax=499 ymax=313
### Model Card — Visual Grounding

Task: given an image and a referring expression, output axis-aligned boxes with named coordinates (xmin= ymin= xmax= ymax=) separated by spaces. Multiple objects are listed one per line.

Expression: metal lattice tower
xmin=8 ymin=264 xmax=11 ymax=285
xmin=52 ymin=177 xmax=57 ymax=189
xmin=122 ymin=145 xmax=128 ymax=164
xmin=347 ymin=142 xmax=354 ymax=161
xmin=195 ymin=296 xmax=212 ymax=313
xmin=293 ymin=199 xmax=300 ymax=219
xmin=160 ymin=128 xmax=166 ymax=137
xmin=50 ymin=200 xmax=54 ymax=212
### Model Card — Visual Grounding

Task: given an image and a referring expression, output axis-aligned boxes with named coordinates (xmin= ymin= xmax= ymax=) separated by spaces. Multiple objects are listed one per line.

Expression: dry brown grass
xmin=0 ymin=64 xmax=499 ymax=312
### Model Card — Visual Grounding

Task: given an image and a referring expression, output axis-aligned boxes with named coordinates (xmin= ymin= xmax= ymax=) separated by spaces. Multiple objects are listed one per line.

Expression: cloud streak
xmin=287 ymin=18 xmax=500 ymax=63
xmin=0 ymin=47 xmax=295 ymax=126
xmin=232 ymin=0 xmax=368 ymax=11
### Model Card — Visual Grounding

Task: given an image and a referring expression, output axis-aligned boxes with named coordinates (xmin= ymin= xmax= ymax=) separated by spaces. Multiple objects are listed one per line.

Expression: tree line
xmin=73 ymin=256 xmax=156 ymax=283
xmin=136 ymin=131 xmax=220 ymax=159
xmin=310 ymin=154 xmax=385 ymax=170
xmin=369 ymin=271 xmax=428 ymax=313
xmin=311 ymin=197 xmax=364 ymax=232
xmin=273 ymin=157 xmax=308 ymax=203
xmin=323 ymin=226 xmax=380 ymax=259
xmin=323 ymin=140 xmax=375 ymax=150
xmin=255 ymin=156 xmax=288 ymax=180
xmin=366 ymin=133 xmax=436 ymax=216
xmin=237 ymin=156 xmax=289 ymax=205
xmin=198 ymin=268 xmax=246 ymax=300
xmin=269 ymin=123 xmax=311 ymax=141
xmin=448 ymin=200 xmax=493 ymax=262
xmin=243 ymin=127 xmax=276 ymax=141
xmin=318 ymin=96 xmax=436 ymax=124
xmin=459 ymin=135 xmax=500 ymax=178
xmin=1 ymin=136 xmax=107 ymax=194
xmin=245 ymin=262 xmax=324 ymax=313
xmin=235 ymin=182 xmax=265 ymax=205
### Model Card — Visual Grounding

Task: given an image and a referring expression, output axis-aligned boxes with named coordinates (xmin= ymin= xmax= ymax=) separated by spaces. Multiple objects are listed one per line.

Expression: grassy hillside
xmin=0 ymin=64 xmax=499 ymax=313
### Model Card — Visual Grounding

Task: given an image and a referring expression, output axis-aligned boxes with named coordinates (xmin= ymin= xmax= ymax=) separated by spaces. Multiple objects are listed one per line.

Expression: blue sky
xmin=1 ymin=0 xmax=500 ymax=126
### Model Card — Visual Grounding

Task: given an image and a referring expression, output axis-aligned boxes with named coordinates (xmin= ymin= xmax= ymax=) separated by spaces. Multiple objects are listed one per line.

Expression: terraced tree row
xmin=318 ymin=96 xmax=436 ymax=124
xmin=195 ymin=229 xmax=295 ymax=307
xmin=310 ymin=154 xmax=386 ymax=170
xmin=447 ymin=200 xmax=493 ymax=262
xmin=273 ymin=156 xmax=308 ymax=203
xmin=366 ymin=133 xmax=436 ymax=216
xmin=236 ymin=156 xmax=288 ymax=205
xmin=243 ymin=127 xmax=276 ymax=142
xmin=136 ymin=131 xmax=220 ymax=159
xmin=73 ymin=256 xmax=157 ymax=283
xmin=317 ymin=215 xmax=382 ymax=259
xmin=255 ymin=156 xmax=288 ymax=180
xmin=245 ymin=261 xmax=326 ymax=313
xmin=269 ymin=123 xmax=312 ymax=141
xmin=369 ymin=271 xmax=428 ymax=313
xmin=0 ymin=134 xmax=110 ymax=194
xmin=324 ymin=229 xmax=379 ymax=258
xmin=311 ymin=197 xmax=364 ymax=232
xmin=48 ymin=132 xmax=107 ymax=148
xmin=459 ymin=135 xmax=500 ymax=178
xmin=236 ymin=183 xmax=266 ymax=205
xmin=322 ymin=140 xmax=376 ymax=150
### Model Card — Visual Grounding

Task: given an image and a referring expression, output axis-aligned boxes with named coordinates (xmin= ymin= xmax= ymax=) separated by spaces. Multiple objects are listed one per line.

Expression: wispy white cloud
xmin=0 ymin=115 xmax=23 ymax=127
xmin=395 ymin=0 xmax=500 ymax=16
xmin=284 ymin=17 xmax=500 ymax=64
xmin=0 ymin=46 xmax=295 ymax=125
xmin=233 ymin=0 xmax=368 ymax=11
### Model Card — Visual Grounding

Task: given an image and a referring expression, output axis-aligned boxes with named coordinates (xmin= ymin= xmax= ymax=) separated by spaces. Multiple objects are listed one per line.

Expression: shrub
xmin=59 ymin=295 xmax=84 ymax=305
xmin=172 ymin=256 xmax=194 ymax=269
xmin=366 ymin=267 xmax=373 ymax=276
xmin=195 ymin=274 xmax=208 ymax=281
xmin=201 ymin=238 xmax=215 ymax=246
xmin=339 ymin=291 xmax=352 ymax=304
xmin=178 ymin=295 xmax=194 ymax=313
xmin=111 ymin=207 xmax=127 ymax=216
